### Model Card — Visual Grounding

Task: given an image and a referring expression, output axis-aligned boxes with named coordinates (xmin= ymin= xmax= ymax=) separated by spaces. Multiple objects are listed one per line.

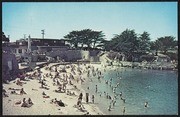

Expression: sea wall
xmin=2 ymin=52 xmax=19 ymax=81
xmin=46 ymin=50 xmax=100 ymax=62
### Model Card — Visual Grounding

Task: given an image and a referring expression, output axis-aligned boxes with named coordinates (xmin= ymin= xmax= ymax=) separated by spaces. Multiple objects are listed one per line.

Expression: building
xmin=2 ymin=32 xmax=19 ymax=81
xmin=13 ymin=38 xmax=70 ymax=52
xmin=9 ymin=38 xmax=70 ymax=61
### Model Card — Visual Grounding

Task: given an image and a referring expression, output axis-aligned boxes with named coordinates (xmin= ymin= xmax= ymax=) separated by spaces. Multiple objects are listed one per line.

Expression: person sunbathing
xmin=20 ymin=88 xmax=27 ymax=95
xmin=66 ymin=90 xmax=70 ymax=95
xmin=16 ymin=79 xmax=23 ymax=86
xmin=42 ymin=91 xmax=46 ymax=95
xmin=78 ymin=104 xmax=86 ymax=112
xmin=28 ymin=98 xmax=33 ymax=105
xmin=2 ymin=91 xmax=9 ymax=97
xmin=44 ymin=86 xmax=50 ymax=90
xmin=54 ymin=88 xmax=65 ymax=93
xmin=69 ymin=91 xmax=76 ymax=96
xmin=3 ymin=88 xmax=6 ymax=93
xmin=77 ymin=98 xmax=82 ymax=106
xmin=15 ymin=100 xmax=21 ymax=105
xmin=57 ymin=100 xmax=65 ymax=107
xmin=11 ymin=90 xmax=18 ymax=95
xmin=8 ymin=87 xmax=21 ymax=91
xmin=43 ymin=95 xmax=50 ymax=98
xmin=21 ymin=98 xmax=28 ymax=107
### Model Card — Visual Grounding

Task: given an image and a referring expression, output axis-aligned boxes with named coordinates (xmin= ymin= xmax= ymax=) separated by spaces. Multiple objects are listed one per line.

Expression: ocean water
xmin=81 ymin=67 xmax=178 ymax=115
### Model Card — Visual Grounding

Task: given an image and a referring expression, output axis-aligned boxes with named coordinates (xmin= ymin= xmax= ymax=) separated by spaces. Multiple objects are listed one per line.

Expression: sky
xmin=2 ymin=2 xmax=178 ymax=42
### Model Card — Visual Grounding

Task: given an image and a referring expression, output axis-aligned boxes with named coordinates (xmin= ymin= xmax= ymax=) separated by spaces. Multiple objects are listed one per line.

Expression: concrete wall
xmin=89 ymin=50 xmax=101 ymax=56
xmin=46 ymin=50 xmax=101 ymax=62
xmin=2 ymin=52 xmax=19 ymax=81
xmin=81 ymin=50 xmax=90 ymax=60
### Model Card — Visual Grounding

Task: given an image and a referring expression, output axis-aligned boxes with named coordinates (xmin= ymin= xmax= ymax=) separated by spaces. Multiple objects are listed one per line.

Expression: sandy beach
xmin=3 ymin=63 xmax=105 ymax=115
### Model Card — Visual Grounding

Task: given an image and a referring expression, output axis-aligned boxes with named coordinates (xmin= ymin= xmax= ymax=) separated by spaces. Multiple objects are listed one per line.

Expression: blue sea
xmin=82 ymin=67 xmax=178 ymax=115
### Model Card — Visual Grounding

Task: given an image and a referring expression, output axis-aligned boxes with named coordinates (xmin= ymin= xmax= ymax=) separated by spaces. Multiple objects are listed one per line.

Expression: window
xmin=18 ymin=49 xmax=22 ymax=53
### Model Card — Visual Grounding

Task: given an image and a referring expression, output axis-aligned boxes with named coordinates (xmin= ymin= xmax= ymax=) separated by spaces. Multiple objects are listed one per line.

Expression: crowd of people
xmin=3 ymin=62 xmax=149 ymax=115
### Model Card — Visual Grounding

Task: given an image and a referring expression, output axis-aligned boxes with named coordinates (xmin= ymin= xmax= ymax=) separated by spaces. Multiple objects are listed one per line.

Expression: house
xmin=9 ymin=38 xmax=70 ymax=62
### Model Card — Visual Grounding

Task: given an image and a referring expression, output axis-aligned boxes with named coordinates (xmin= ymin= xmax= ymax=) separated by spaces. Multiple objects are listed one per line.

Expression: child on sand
xmin=28 ymin=98 xmax=33 ymax=105
xmin=20 ymin=88 xmax=27 ymax=95
xmin=86 ymin=93 xmax=89 ymax=103
xmin=123 ymin=107 xmax=125 ymax=115
xmin=78 ymin=93 xmax=83 ymax=101
xmin=21 ymin=98 xmax=32 ymax=108
xmin=92 ymin=95 xmax=94 ymax=103
xmin=57 ymin=100 xmax=65 ymax=107
xmin=16 ymin=79 xmax=23 ymax=86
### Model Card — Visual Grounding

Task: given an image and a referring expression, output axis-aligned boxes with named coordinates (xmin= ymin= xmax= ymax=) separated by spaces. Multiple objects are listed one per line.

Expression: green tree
xmin=111 ymin=29 xmax=138 ymax=54
xmin=64 ymin=29 xmax=105 ymax=50
xmin=64 ymin=30 xmax=81 ymax=48
xmin=80 ymin=29 xmax=93 ymax=49
xmin=150 ymin=40 xmax=162 ymax=55
xmin=156 ymin=36 xmax=176 ymax=54
xmin=138 ymin=31 xmax=151 ymax=52
xmin=91 ymin=31 xmax=105 ymax=49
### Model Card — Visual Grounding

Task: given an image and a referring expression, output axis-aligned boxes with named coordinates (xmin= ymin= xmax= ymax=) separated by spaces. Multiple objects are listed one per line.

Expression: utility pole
xmin=41 ymin=29 xmax=45 ymax=39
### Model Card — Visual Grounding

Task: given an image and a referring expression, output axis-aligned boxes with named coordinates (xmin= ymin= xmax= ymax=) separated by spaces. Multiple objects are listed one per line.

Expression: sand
xmin=3 ymin=63 xmax=106 ymax=115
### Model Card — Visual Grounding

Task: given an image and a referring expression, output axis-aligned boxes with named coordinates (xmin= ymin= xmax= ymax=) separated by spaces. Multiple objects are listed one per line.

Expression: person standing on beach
xmin=21 ymin=98 xmax=28 ymax=107
xmin=92 ymin=95 xmax=94 ymax=103
xmin=123 ymin=106 xmax=125 ymax=115
xmin=78 ymin=93 xmax=83 ymax=101
xmin=41 ymin=79 xmax=44 ymax=88
xmin=95 ymin=85 xmax=98 ymax=93
xmin=20 ymin=88 xmax=27 ymax=95
xmin=28 ymin=98 xmax=33 ymax=105
xmin=86 ymin=93 xmax=89 ymax=103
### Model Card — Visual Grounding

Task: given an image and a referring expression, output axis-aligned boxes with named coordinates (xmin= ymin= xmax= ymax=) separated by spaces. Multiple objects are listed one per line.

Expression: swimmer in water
xmin=106 ymin=93 xmax=109 ymax=99
xmin=121 ymin=97 xmax=125 ymax=103
xmin=123 ymin=107 xmax=125 ymax=115
xmin=144 ymin=101 xmax=148 ymax=108
xmin=95 ymin=85 xmax=98 ymax=93
xmin=108 ymin=105 xmax=111 ymax=111
xmin=117 ymin=83 xmax=120 ymax=86
xmin=113 ymin=100 xmax=116 ymax=106
xmin=119 ymin=92 xmax=122 ymax=97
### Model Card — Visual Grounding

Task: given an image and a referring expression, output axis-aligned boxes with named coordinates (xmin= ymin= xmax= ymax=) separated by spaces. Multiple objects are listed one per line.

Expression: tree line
xmin=64 ymin=29 xmax=177 ymax=57
xmin=2 ymin=30 xmax=177 ymax=61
